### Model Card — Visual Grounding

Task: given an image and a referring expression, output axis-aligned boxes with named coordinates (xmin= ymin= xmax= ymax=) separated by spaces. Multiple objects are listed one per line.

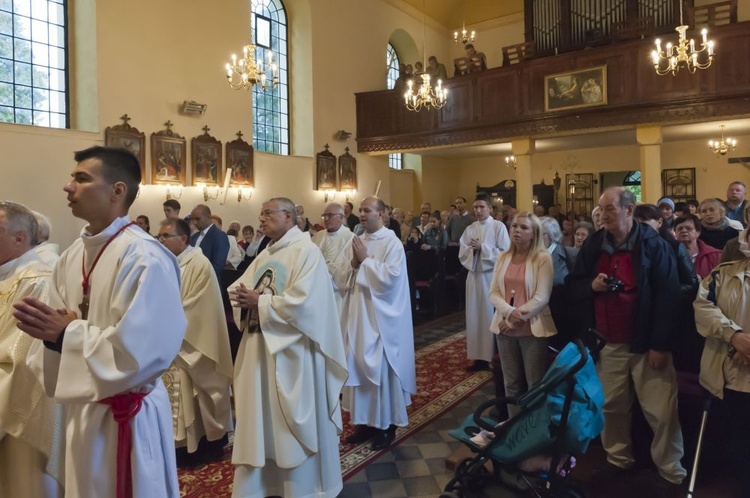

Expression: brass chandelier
xmin=405 ymin=1 xmax=448 ymax=112
xmin=651 ymin=1 xmax=715 ymax=76
xmin=708 ymin=125 xmax=737 ymax=156
xmin=225 ymin=32 xmax=279 ymax=91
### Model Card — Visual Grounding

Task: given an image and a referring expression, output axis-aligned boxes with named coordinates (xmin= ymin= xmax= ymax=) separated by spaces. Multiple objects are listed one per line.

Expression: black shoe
xmin=371 ymin=425 xmax=397 ymax=451
xmin=345 ymin=425 xmax=377 ymax=444
xmin=466 ymin=360 xmax=490 ymax=372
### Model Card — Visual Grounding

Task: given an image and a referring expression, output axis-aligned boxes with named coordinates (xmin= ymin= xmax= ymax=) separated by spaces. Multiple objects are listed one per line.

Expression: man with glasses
xmin=157 ymin=218 xmax=233 ymax=467
xmin=312 ymin=202 xmax=353 ymax=313
xmin=459 ymin=194 xmax=509 ymax=371
xmin=334 ymin=196 xmax=416 ymax=451
xmin=567 ymin=187 xmax=685 ymax=491
xmin=228 ymin=197 xmax=347 ymax=498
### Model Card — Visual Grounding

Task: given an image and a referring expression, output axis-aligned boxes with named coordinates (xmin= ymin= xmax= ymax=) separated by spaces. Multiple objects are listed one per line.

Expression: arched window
xmin=0 ymin=0 xmax=68 ymax=128
xmin=386 ymin=43 xmax=399 ymax=90
xmin=622 ymin=170 xmax=642 ymax=202
xmin=251 ymin=0 xmax=288 ymax=155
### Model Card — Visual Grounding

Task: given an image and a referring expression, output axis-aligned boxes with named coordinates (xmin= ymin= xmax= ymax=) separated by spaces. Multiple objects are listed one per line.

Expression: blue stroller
xmin=441 ymin=335 xmax=605 ymax=498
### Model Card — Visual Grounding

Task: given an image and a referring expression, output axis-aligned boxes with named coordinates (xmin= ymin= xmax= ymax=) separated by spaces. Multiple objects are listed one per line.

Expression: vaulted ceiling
xmin=402 ymin=0 xmax=524 ymax=28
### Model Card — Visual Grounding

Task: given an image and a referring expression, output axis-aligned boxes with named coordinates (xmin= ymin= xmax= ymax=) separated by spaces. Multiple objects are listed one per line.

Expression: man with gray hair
xmin=32 ymin=210 xmax=60 ymax=266
xmin=567 ymin=187 xmax=685 ymax=490
xmin=0 ymin=201 xmax=62 ymax=496
xmin=228 ymin=197 xmax=347 ymax=498
xmin=312 ymin=202 xmax=354 ymax=313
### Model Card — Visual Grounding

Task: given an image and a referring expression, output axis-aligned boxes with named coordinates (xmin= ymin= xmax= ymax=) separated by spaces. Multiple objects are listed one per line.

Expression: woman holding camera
xmin=489 ymin=212 xmax=557 ymax=418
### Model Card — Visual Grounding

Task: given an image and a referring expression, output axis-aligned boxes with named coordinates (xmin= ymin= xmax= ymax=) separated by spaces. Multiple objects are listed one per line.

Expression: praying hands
xmin=12 ymin=296 xmax=77 ymax=343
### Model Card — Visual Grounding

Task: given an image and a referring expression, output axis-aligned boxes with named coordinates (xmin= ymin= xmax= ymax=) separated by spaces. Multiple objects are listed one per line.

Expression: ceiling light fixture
xmin=651 ymin=0 xmax=714 ymax=76
xmin=708 ymin=125 xmax=737 ymax=156
xmin=405 ymin=0 xmax=448 ymax=112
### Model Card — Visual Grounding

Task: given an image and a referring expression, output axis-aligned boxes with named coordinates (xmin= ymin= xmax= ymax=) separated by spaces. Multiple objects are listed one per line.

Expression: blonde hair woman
xmin=489 ymin=212 xmax=557 ymax=417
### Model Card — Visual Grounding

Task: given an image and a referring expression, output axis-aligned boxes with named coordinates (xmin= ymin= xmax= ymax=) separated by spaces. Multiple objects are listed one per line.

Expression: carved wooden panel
xmin=475 ymin=71 xmax=522 ymax=125
xmin=438 ymin=78 xmax=473 ymax=128
xmin=356 ymin=21 xmax=750 ymax=153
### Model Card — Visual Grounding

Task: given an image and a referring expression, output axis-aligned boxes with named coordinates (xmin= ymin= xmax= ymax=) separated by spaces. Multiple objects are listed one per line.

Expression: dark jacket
xmin=565 ymin=222 xmax=679 ymax=354
xmin=662 ymin=235 xmax=699 ymax=304
xmin=190 ymin=224 xmax=230 ymax=279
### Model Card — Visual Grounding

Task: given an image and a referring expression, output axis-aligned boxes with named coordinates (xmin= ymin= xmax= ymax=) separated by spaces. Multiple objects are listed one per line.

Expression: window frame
xmin=0 ymin=0 xmax=69 ymax=128
xmin=250 ymin=0 xmax=289 ymax=156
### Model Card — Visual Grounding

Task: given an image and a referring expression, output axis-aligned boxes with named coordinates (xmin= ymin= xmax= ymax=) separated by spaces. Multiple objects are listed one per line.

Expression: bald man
xmin=190 ymin=204 xmax=229 ymax=280
xmin=312 ymin=202 xmax=354 ymax=313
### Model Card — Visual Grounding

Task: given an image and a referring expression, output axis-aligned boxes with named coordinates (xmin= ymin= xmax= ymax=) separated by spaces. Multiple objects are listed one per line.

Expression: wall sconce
xmin=237 ymin=186 xmax=253 ymax=202
xmin=343 ymin=189 xmax=356 ymax=202
xmin=166 ymin=184 xmax=183 ymax=200
xmin=568 ymin=180 xmax=577 ymax=196
xmin=323 ymin=190 xmax=337 ymax=203
xmin=532 ymin=195 xmax=539 ymax=206
xmin=198 ymin=183 xmax=219 ymax=202
xmin=505 ymin=155 xmax=517 ymax=169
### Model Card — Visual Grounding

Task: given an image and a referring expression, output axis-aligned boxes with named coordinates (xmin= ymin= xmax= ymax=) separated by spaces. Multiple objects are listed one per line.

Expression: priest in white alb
xmin=312 ymin=202 xmax=354 ymax=312
xmin=228 ymin=197 xmax=348 ymax=498
xmin=157 ymin=218 xmax=234 ymax=466
xmin=14 ymin=147 xmax=186 ymax=498
xmin=333 ymin=196 xmax=416 ymax=451
xmin=31 ymin=210 xmax=60 ymax=267
xmin=0 ymin=201 xmax=63 ymax=497
xmin=460 ymin=194 xmax=510 ymax=371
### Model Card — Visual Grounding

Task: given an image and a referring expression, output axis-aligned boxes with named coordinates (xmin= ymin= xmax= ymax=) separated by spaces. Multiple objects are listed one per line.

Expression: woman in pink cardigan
xmin=489 ymin=212 xmax=557 ymax=418
xmin=674 ymin=214 xmax=722 ymax=280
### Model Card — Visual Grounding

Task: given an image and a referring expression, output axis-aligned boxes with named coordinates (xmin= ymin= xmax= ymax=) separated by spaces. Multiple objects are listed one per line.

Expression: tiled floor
xmin=339 ymin=310 xmax=742 ymax=498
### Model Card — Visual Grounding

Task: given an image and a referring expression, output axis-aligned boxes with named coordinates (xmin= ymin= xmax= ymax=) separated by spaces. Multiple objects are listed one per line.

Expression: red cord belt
xmin=98 ymin=391 xmax=149 ymax=498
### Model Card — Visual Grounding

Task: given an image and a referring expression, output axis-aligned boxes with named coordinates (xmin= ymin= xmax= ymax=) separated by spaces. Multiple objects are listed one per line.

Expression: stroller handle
xmin=471 ymin=339 xmax=591 ymax=432
xmin=587 ymin=328 xmax=607 ymax=354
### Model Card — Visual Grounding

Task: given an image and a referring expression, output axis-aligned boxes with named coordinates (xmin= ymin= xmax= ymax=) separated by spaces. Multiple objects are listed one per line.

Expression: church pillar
xmin=636 ymin=125 xmax=663 ymax=203
xmin=511 ymin=138 xmax=535 ymax=211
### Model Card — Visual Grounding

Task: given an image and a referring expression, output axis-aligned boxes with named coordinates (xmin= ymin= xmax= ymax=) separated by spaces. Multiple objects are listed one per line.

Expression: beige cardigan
xmin=489 ymin=250 xmax=557 ymax=338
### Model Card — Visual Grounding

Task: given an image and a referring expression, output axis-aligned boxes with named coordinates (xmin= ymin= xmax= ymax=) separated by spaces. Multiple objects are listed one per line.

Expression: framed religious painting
xmin=225 ymin=131 xmax=254 ymax=187
xmin=545 ymin=65 xmax=607 ymax=112
xmin=151 ymin=121 xmax=186 ymax=185
xmin=105 ymin=114 xmax=146 ymax=182
xmin=316 ymin=144 xmax=337 ymax=190
xmin=338 ymin=147 xmax=357 ymax=192
xmin=191 ymin=126 xmax=222 ymax=186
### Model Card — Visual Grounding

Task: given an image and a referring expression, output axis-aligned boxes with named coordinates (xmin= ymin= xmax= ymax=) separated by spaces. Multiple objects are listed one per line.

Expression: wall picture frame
xmin=191 ymin=126 xmax=222 ymax=186
xmin=338 ymin=146 xmax=357 ymax=191
xmin=105 ymin=114 xmax=146 ymax=182
xmin=151 ymin=121 xmax=186 ymax=185
xmin=545 ymin=65 xmax=607 ymax=112
xmin=662 ymin=167 xmax=696 ymax=203
xmin=316 ymin=144 xmax=337 ymax=190
xmin=225 ymin=131 xmax=254 ymax=187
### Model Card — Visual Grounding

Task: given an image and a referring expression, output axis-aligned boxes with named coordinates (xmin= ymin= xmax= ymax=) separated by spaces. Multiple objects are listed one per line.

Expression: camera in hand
xmin=604 ymin=262 xmax=624 ymax=292
xmin=603 ymin=276 xmax=624 ymax=292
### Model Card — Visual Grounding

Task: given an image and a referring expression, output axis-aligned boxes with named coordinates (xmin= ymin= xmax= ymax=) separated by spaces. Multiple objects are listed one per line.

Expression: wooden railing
xmin=355 ymin=21 xmax=750 ymax=154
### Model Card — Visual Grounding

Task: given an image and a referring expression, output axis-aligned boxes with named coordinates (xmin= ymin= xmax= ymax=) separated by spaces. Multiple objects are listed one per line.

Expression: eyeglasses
xmin=157 ymin=233 xmax=180 ymax=241
xmin=321 ymin=213 xmax=342 ymax=219
xmin=259 ymin=209 xmax=287 ymax=217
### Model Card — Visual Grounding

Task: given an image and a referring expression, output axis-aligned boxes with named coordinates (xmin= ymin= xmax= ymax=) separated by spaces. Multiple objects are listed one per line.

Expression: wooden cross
xmin=164 ymin=120 xmax=173 ymax=132
xmin=345 ymin=147 xmax=350 ymax=153
xmin=120 ymin=114 xmax=131 ymax=126
xmin=236 ymin=131 xmax=244 ymax=140
xmin=202 ymin=125 xmax=211 ymax=135
xmin=324 ymin=143 xmax=330 ymax=151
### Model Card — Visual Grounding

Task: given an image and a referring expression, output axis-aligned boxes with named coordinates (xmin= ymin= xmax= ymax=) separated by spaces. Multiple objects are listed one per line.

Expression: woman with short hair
xmin=698 ymin=198 xmax=740 ymax=250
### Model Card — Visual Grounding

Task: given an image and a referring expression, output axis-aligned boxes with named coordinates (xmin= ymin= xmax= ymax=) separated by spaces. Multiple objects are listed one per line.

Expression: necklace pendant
xmin=79 ymin=294 xmax=90 ymax=320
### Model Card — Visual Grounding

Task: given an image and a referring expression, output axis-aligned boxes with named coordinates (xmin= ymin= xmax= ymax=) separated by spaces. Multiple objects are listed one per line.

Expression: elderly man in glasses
xmin=312 ymin=202 xmax=354 ymax=313
xmin=157 ymin=218 xmax=234 ymax=467
xmin=228 ymin=197 xmax=347 ymax=498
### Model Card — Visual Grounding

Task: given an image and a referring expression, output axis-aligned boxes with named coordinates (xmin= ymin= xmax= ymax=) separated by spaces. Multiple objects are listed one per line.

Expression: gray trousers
xmin=495 ymin=334 xmax=548 ymax=418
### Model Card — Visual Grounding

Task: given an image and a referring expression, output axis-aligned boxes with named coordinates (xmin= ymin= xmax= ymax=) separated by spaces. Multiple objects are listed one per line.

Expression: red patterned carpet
xmin=178 ymin=327 xmax=491 ymax=497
